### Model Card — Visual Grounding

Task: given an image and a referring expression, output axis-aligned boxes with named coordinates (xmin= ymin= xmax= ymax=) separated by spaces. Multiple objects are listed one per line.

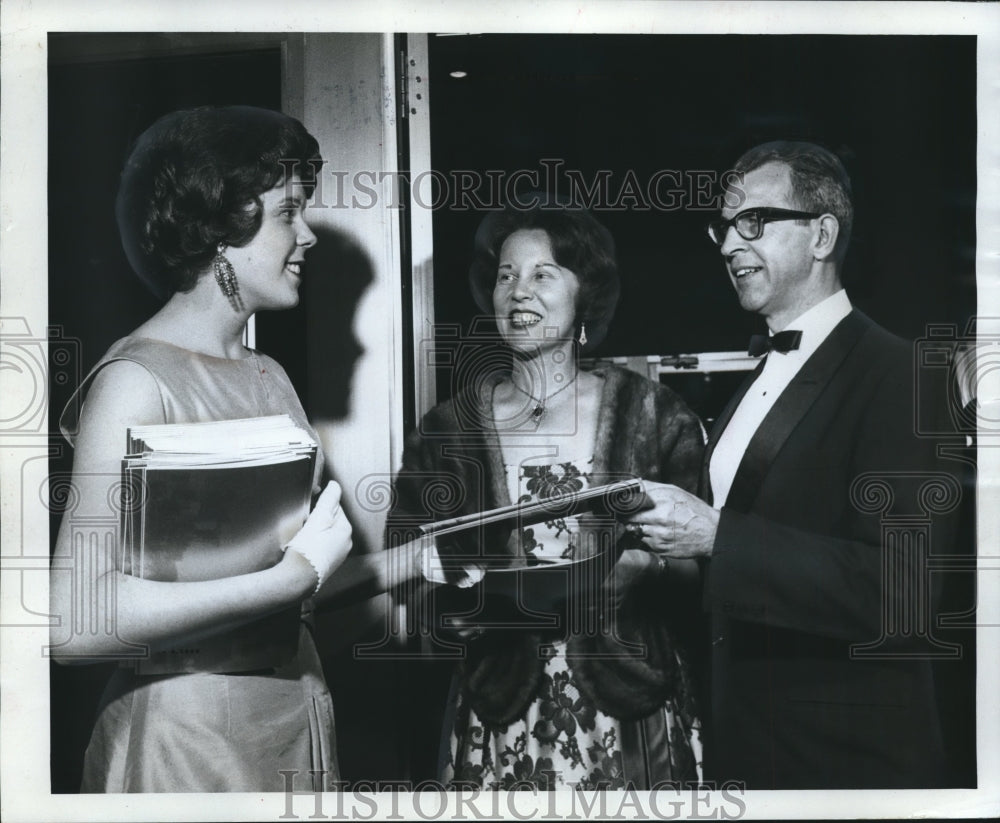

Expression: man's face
xmin=719 ymin=162 xmax=820 ymax=330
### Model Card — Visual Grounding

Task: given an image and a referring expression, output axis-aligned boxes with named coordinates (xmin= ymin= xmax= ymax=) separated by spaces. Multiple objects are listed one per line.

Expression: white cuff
xmin=420 ymin=542 xmax=485 ymax=588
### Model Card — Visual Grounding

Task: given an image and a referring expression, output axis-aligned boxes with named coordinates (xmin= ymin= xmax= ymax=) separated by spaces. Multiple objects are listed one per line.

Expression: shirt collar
xmin=769 ymin=290 xmax=852 ymax=359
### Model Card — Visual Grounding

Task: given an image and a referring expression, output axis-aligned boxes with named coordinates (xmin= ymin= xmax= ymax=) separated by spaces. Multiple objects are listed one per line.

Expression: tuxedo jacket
xmin=701 ymin=309 xmax=959 ymax=789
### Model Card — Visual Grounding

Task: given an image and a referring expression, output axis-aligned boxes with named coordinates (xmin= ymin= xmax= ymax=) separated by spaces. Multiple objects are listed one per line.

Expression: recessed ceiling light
xmin=449 ymin=71 xmax=468 ymax=79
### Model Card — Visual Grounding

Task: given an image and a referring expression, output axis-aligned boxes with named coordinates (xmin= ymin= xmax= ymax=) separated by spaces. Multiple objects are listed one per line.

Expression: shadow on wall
xmin=299 ymin=225 xmax=377 ymax=561
xmin=298 ymin=227 xmax=452 ymax=785
xmin=254 ymin=223 xmax=373 ymax=426
xmin=304 ymin=226 xmax=373 ymax=423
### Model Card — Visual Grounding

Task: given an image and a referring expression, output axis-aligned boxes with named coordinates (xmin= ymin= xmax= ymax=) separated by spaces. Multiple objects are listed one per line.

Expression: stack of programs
xmin=121 ymin=415 xmax=318 ymax=674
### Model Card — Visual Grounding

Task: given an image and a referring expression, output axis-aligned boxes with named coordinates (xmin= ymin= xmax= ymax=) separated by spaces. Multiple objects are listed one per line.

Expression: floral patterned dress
xmin=441 ymin=458 xmax=702 ymax=789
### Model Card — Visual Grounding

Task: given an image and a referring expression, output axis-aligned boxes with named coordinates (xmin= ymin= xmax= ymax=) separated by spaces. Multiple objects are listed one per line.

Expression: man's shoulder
xmin=848 ymin=310 xmax=914 ymax=367
xmin=815 ymin=311 xmax=921 ymax=418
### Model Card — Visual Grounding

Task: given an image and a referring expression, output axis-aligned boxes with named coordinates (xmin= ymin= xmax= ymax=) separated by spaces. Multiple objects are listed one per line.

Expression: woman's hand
xmin=283 ymin=481 xmax=354 ymax=596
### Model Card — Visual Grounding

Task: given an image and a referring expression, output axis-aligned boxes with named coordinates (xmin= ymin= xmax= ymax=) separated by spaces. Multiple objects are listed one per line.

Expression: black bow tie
xmin=747 ymin=330 xmax=803 ymax=357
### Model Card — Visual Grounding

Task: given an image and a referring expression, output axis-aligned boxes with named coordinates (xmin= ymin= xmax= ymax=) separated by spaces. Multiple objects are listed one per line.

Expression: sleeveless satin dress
xmin=60 ymin=336 xmax=339 ymax=793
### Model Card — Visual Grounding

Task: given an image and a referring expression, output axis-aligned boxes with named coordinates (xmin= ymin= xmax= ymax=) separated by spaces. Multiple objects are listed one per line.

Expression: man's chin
xmin=735 ymin=290 xmax=766 ymax=315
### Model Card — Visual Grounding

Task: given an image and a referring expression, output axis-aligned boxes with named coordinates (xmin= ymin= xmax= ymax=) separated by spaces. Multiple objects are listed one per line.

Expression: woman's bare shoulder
xmin=74 ymin=360 xmax=165 ymax=460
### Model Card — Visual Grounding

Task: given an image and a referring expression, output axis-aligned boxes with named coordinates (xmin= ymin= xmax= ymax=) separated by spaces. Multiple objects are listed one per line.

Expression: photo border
xmin=2 ymin=1 xmax=998 ymax=820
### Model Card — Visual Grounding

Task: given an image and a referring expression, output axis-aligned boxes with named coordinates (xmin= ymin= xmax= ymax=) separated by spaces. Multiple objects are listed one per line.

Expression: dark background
xmin=428 ymin=34 xmax=976 ymax=358
xmin=48 ymin=33 xmax=977 ymax=790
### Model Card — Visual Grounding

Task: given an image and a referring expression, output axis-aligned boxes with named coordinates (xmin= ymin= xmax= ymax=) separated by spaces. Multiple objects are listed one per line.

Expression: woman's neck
xmin=136 ymin=285 xmax=251 ymax=359
xmin=492 ymin=354 xmax=602 ymax=457
xmin=508 ymin=340 xmax=579 ymax=401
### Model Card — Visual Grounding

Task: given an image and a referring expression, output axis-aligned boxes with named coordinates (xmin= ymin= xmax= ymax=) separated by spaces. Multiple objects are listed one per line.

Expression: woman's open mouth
xmin=509 ymin=311 xmax=542 ymax=328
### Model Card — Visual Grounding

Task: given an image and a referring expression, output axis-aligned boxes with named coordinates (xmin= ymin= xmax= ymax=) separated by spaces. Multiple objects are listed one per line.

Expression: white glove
xmin=284 ymin=481 xmax=353 ymax=594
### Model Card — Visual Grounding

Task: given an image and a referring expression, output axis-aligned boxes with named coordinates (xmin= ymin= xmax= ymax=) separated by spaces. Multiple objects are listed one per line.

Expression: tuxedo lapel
xmin=723 ymin=310 xmax=872 ymax=511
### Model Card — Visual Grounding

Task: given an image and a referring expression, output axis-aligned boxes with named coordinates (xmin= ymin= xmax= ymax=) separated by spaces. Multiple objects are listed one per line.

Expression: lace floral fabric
xmin=515 ymin=460 xmax=591 ymax=564
xmin=445 ymin=645 xmax=628 ymax=789
xmin=442 ymin=459 xmax=702 ymax=789
xmin=443 ymin=459 xmax=623 ymax=788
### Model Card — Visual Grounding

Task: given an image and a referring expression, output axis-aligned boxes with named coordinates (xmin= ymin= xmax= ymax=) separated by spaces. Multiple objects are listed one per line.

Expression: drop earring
xmin=578 ymin=321 xmax=588 ymax=347
xmin=213 ymin=242 xmax=244 ymax=312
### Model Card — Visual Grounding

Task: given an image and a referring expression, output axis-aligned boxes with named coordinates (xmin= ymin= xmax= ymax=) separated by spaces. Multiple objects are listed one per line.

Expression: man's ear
xmin=813 ymin=214 xmax=840 ymax=261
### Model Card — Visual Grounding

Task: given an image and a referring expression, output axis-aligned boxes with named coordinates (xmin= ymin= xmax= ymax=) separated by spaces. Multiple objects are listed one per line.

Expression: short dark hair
xmin=116 ymin=105 xmax=322 ymax=299
xmin=468 ymin=202 xmax=620 ymax=351
xmin=733 ymin=140 xmax=853 ymax=262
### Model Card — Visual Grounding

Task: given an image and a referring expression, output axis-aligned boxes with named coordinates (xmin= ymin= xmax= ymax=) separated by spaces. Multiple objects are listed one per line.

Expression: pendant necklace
xmin=509 ymin=371 xmax=579 ymax=421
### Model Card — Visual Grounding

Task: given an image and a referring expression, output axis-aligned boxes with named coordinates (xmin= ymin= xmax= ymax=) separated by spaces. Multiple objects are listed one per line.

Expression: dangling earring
xmin=213 ymin=242 xmax=244 ymax=312
xmin=578 ymin=321 xmax=588 ymax=347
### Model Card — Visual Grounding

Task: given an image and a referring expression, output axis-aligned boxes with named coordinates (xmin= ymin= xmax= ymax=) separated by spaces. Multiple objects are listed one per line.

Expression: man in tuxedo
xmin=625 ymin=141 xmax=960 ymax=788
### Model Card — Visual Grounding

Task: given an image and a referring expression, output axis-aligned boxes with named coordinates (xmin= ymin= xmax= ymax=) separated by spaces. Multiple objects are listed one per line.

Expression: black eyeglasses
xmin=707 ymin=207 xmax=821 ymax=246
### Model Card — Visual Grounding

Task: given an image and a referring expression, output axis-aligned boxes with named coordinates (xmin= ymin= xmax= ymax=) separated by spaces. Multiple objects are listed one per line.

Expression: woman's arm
xmin=49 ymin=362 xmax=328 ymax=662
xmin=313 ymin=537 xmax=430 ymax=609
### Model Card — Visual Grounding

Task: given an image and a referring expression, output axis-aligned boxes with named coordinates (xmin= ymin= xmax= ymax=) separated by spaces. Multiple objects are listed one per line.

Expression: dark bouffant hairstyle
xmin=468 ymin=200 xmax=620 ymax=352
xmin=733 ymin=140 xmax=854 ymax=262
xmin=116 ymin=106 xmax=322 ymax=299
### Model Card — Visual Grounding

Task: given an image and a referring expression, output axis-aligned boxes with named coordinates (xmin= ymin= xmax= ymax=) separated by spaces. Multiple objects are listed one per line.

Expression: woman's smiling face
xmin=225 ymin=176 xmax=317 ymax=312
xmin=492 ymin=229 xmax=580 ymax=354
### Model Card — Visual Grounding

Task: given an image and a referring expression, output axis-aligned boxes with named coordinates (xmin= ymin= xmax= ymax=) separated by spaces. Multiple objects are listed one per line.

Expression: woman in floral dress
xmin=388 ymin=202 xmax=705 ymax=789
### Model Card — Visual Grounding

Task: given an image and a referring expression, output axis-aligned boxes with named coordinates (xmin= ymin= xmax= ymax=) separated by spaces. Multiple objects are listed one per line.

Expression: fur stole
xmin=390 ymin=365 xmax=705 ymax=724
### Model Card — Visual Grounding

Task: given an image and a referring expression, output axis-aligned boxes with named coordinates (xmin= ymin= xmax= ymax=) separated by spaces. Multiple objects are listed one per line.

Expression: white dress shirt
xmin=709 ymin=290 xmax=853 ymax=507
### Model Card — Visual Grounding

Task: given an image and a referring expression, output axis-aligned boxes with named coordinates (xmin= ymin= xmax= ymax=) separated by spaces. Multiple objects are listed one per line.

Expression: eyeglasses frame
xmin=707 ymin=207 xmax=823 ymax=246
